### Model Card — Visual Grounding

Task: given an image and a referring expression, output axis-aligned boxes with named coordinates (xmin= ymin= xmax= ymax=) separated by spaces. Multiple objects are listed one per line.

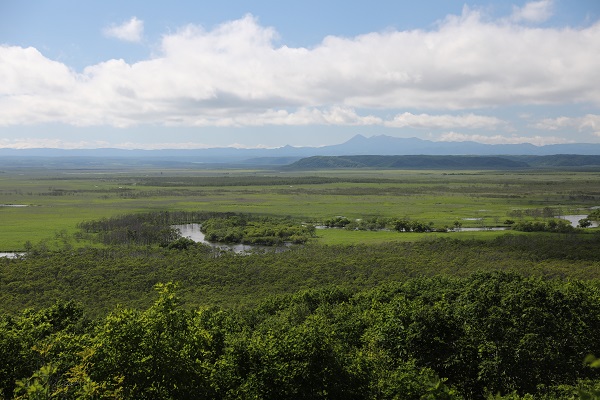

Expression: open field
xmin=1 ymin=165 xmax=600 ymax=250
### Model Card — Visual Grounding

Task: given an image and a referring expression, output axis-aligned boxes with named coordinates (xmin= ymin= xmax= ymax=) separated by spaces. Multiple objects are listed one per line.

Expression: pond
xmin=172 ymin=224 xmax=290 ymax=254
xmin=557 ymin=214 xmax=599 ymax=228
xmin=0 ymin=252 xmax=23 ymax=258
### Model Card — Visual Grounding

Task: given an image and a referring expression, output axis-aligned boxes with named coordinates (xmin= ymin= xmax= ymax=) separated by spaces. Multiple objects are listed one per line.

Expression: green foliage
xmin=4 ymin=234 xmax=600 ymax=318
xmin=323 ymin=215 xmax=442 ymax=232
xmin=392 ymin=218 xmax=436 ymax=232
xmin=201 ymin=215 xmax=316 ymax=245
xmin=580 ymin=218 xmax=594 ymax=228
xmin=286 ymin=155 xmax=530 ymax=170
xmin=163 ymin=236 xmax=197 ymax=250
xmin=510 ymin=218 xmax=575 ymax=233
xmin=0 ymin=301 xmax=88 ymax=399
xmin=2 ymin=276 xmax=600 ymax=399
xmin=323 ymin=215 xmax=352 ymax=228
xmin=83 ymin=283 xmax=216 ymax=399
xmin=589 ymin=209 xmax=600 ymax=221
xmin=13 ymin=364 xmax=59 ymax=400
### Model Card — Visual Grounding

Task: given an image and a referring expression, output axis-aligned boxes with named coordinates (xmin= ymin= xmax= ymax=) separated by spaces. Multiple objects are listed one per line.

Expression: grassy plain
xmin=1 ymin=165 xmax=599 ymax=250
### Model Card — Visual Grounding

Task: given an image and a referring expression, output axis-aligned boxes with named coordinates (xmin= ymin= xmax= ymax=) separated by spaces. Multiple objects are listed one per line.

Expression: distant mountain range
xmin=2 ymin=135 xmax=600 ymax=166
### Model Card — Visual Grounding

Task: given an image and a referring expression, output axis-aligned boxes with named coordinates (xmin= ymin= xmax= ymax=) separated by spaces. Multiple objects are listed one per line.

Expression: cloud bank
xmin=1 ymin=7 xmax=599 ymax=133
xmin=438 ymin=132 xmax=569 ymax=146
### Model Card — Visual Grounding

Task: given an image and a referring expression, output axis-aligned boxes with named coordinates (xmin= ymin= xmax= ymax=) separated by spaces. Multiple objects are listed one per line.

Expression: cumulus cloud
xmin=1 ymin=11 xmax=599 ymax=129
xmin=511 ymin=0 xmax=554 ymax=23
xmin=438 ymin=132 xmax=570 ymax=146
xmin=534 ymin=114 xmax=600 ymax=136
xmin=103 ymin=17 xmax=144 ymax=42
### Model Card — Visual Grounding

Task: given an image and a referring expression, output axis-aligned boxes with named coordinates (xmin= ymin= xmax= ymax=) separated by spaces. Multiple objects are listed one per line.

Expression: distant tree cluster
xmin=510 ymin=219 xmax=575 ymax=233
xmin=201 ymin=216 xmax=316 ymax=245
xmin=323 ymin=216 xmax=445 ymax=233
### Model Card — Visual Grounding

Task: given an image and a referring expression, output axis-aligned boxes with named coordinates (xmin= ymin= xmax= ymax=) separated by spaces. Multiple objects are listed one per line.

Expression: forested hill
xmin=284 ymin=155 xmax=529 ymax=170
xmin=284 ymin=154 xmax=600 ymax=170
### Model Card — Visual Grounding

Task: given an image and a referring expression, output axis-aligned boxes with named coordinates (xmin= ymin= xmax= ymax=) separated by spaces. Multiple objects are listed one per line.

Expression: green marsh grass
xmin=1 ymin=167 xmax=599 ymax=250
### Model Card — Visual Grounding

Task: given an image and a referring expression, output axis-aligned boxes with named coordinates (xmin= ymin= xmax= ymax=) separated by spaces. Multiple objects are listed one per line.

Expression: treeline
xmin=511 ymin=219 xmax=577 ymax=232
xmin=324 ymin=214 xmax=594 ymax=233
xmin=137 ymin=175 xmax=393 ymax=187
xmin=2 ymin=274 xmax=600 ymax=399
xmin=323 ymin=216 xmax=444 ymax=232
xmin=284 ymin=154 xmax=600 ymax=170
xmin=506 ymin=154 xmax=600 ymax=168
xmin=285 ymin=155 xmax=529 ymax=170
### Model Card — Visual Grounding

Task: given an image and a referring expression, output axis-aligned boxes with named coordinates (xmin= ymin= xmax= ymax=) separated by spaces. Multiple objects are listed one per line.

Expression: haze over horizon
xmin=1 ymin=0 xmax=599 ymax=150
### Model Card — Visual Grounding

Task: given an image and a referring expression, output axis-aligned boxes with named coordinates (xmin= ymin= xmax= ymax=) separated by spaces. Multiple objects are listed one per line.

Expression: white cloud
xmin=534 ymin=114 xmax=600 ymax=136
xmin=385 ymin=112 xmax=507 ymax=129
xmin=103 ymin=17 xmax=144 ymax=42
xmin=232 ymin=107 xmax=382 ymax=127
xmin=1 ymin=11 xmax=599 ymax=129
xmin=438 ymin=132 xmax=570 ymax=146
xmin=0 ymin=138 xmax=111 ymax=149
xmin=103 ymin=141 xmax=274 ymax=150
xmin=511 ymin=0 xmax=554 ymax=23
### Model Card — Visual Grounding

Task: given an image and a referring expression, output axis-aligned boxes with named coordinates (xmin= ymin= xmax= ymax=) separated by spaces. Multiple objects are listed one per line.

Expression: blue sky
xmin=1 ymin=0 xmax=599 ymax=149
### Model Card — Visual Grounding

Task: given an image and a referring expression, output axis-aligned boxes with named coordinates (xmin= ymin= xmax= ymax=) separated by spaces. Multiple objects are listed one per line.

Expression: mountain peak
xmin=345 ymin=134 xmax=369 ymax=143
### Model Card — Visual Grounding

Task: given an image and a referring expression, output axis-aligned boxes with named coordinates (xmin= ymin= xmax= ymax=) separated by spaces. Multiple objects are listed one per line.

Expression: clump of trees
xmin=201 ymin=216 xmax=316 ymax=245
xmin=508 ymin=207 xmax=561 ymax=219
xmin=323 ymin=216 xmax=442 ymax=232
xmin=322 ymin=216 xmax=352 ymax=228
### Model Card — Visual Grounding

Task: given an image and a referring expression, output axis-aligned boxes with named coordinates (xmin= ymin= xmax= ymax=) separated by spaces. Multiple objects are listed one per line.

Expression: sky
xmin=1 ymin=0 xmax=599 ymax=150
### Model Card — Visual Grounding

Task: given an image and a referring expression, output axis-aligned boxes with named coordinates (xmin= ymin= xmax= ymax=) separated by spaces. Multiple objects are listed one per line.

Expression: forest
xmin=1 ymin=163 xmax=600 ymax=399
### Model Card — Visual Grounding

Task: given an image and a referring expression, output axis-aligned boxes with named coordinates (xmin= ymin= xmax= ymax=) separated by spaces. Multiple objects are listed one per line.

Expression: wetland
xmin=2 ymin=161 xmax=600 ymax=399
